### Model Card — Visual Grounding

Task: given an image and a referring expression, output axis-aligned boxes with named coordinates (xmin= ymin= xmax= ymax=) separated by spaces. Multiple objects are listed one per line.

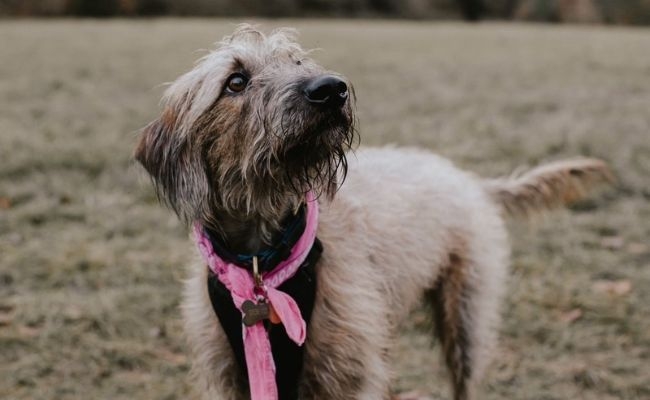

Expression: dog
xmin=134 ymin=25 xmax=612 ymax=400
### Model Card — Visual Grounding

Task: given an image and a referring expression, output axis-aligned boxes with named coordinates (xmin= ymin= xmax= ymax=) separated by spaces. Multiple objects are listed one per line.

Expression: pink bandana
xmin=193 ymin=192 xmax=319 ymax=400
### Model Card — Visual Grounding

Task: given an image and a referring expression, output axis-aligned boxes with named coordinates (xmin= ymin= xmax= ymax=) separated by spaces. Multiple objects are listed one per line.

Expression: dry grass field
xmin=0 ymin=19 xmax=648 ymax=400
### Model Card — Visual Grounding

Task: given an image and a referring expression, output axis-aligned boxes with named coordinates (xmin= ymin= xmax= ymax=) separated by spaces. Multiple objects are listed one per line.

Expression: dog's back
xmin=316 ymin=147 xmax=613 ymax=399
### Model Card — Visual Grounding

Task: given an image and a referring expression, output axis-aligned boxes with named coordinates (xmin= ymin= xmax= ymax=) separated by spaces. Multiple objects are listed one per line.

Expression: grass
xmin=0 ymin=19 xmax=648 ymax=400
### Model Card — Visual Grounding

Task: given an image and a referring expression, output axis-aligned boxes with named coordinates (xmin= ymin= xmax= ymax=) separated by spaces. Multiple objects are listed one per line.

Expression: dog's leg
xmin=427 ymin=250 xmax=503 ymax=400
xmin=299 ymin=256 xmax=393 ymax=400
xmin=183 ymin=264 xmax=248 ymax=400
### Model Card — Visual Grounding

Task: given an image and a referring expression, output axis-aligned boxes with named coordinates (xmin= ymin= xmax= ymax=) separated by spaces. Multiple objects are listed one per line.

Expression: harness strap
xmin=207 ymin=238 xmax=321 ymax=399
xmin=194 ymin=192 xmax=320 ymax=400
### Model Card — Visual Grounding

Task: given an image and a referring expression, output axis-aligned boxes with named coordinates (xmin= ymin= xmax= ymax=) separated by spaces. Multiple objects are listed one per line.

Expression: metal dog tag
xmin=241 ymin=300 xmax=270 ymax=327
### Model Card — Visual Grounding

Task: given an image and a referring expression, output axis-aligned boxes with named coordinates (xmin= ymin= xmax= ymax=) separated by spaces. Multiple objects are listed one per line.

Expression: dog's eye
xmin=225 ymin=73 xmax=249 ymax=94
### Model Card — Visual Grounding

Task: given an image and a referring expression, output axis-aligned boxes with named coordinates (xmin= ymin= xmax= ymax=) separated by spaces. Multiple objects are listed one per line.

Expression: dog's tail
xmin=484 ymin=158 xmax=615 ymax=218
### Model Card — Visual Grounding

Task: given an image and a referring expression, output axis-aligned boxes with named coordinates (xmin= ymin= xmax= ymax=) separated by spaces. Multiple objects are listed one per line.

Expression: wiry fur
xmin=484 ymin=158 xmax=615 ymax=218
xmin=135 ymin=25 xmax=612 ymax=400
xmin=136 ymin=25 xmax=355 ymax=247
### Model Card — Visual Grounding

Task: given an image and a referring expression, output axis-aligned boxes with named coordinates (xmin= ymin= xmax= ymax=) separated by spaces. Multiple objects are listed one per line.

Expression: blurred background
xmin=1 ymin=1 xmax=649 ymax=400
xmin=1 ymin=0 xmax=650 ymax=24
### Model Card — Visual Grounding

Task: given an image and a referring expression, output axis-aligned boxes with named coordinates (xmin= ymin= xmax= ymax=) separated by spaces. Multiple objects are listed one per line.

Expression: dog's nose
xmin=303 ymin=75 xmax=348 ymax=108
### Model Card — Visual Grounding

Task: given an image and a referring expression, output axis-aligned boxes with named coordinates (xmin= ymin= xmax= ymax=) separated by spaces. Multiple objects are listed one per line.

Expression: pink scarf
xmin=193 ymin=192 xmax=319 ymax=400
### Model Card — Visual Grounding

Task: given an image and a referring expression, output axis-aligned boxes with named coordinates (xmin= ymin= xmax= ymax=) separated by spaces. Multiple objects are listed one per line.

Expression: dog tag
xmin=241 ymin=300 xmax=270 ymax=327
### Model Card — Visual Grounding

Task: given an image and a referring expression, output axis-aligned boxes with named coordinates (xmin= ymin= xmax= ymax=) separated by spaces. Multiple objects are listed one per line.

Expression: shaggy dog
xmin=135 ymin=25 xmax=612 ymax=400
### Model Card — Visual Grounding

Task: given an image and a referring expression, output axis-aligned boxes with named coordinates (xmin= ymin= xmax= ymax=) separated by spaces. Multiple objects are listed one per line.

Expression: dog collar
xmin=206 ymin=204 xmax=307 ymax=273
xmin=194 ymin=192 xmax=319 ymax=400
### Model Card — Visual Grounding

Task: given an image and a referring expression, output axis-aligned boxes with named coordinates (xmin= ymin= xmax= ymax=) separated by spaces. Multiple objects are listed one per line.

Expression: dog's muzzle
xmin=303 ymin=75 xmax=348 ymax=108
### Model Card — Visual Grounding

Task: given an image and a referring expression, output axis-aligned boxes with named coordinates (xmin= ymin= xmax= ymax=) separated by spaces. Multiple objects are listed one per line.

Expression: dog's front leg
xmin=298 ymin=256 xmax=392 ymax=400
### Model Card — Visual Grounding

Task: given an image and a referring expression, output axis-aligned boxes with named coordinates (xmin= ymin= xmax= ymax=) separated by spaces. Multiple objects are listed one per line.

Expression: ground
xmin=0 ymin=19 xmax=648 ymax=400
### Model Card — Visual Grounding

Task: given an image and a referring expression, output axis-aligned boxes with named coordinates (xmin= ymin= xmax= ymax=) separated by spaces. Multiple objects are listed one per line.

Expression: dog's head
xmin=135 ymin=25 xmax=356 ymax=225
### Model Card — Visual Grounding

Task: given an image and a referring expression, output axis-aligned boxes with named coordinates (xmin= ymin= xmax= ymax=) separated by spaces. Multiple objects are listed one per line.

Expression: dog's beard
xmin=200 ymin=89 xmax=356 ymax=231
xmin=274 ymin=104 xmax=356 ymax=200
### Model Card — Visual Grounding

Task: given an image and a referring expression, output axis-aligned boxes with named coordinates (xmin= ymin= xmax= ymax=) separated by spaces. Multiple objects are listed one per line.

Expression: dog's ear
xmin=135 ymin=107 xmax=208 ymax=222
xmin=135 ymin=107 xmax=178 ymax=178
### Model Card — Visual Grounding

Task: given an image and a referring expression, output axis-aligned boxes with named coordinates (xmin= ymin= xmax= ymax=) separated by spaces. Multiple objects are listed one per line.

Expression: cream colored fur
xmin=135 ymin=25 xmax=612 ymax=400
xmin=185 ymin=148 xmax=510 ymax=399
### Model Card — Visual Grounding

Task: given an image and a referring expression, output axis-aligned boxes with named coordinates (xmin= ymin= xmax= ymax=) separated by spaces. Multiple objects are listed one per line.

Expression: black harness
xmin=205 ymin=208 xmax=321 ymax=400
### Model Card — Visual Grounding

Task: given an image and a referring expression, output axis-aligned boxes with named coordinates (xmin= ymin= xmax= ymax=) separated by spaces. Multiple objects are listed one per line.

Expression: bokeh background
xmin=1 ymin=0 xmax=650 ymax=24
xmin=1 ymin=1 xmax=649 ymax=400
